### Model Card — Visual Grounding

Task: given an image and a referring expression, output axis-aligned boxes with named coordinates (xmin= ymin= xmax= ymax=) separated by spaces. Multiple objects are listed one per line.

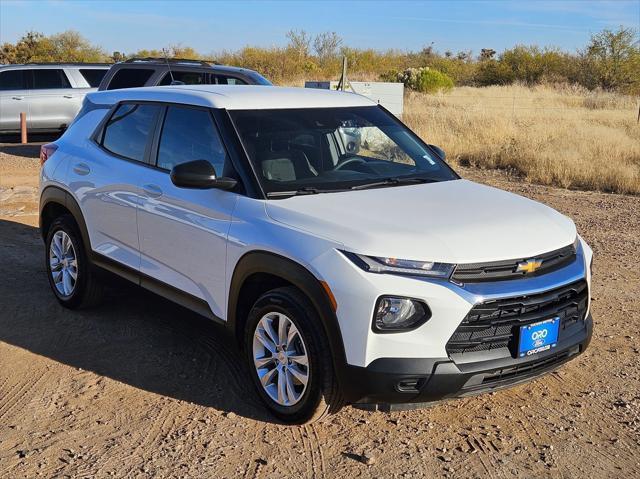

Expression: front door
xmin=137 ymin=105 xmax=238 ymax=319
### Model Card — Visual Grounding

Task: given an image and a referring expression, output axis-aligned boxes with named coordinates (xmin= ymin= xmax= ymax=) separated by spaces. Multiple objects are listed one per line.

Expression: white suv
xmin=39 ymin=85 xmax=593 ymax=423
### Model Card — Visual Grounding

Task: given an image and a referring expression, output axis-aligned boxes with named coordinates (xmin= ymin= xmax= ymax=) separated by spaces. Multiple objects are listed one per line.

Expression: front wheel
xmin=245 ymin=286 xmax=343 ymax=424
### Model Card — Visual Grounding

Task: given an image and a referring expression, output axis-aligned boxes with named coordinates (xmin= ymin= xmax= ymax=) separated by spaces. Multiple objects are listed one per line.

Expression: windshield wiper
xmin=266 ymin=187 xmax=322 ymax=198
xmin=350 ymin=177 xmax=435 ymax=191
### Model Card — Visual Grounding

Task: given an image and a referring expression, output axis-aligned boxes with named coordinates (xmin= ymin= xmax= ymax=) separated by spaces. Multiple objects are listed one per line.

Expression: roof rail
xmin=123 ymin=57 xmax=217 ymax=67
xmin=22 ymin=62 xmax=112 ymax=66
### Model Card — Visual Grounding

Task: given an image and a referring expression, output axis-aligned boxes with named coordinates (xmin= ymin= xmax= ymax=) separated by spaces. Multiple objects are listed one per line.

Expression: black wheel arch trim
xmin=227 ymin=250 xmax=352 ymax=394
xmin=40 ymin=185 xmax=91 ymax=251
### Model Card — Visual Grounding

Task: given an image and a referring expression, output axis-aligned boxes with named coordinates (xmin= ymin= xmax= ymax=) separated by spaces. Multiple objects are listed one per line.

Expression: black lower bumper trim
xmin=342 ymin=313 xmax=593 ymax=408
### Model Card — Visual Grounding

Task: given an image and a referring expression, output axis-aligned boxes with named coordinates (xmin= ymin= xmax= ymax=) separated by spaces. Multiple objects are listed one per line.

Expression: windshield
xmin=229 ymin=106 xmax=457 ymax=196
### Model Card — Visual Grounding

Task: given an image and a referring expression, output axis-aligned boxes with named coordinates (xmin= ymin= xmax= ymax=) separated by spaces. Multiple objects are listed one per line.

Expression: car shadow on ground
xmin=0 ymin=218 xmax=277 ymax=423
xmin=0 ymin=133 xmax=61 ymax=158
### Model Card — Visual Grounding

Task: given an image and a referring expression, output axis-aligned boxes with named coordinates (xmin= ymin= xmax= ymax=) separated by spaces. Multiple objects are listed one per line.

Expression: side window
xmin=107 ymin=68 xmax=154 ymax=90
xmin=159 ymin=71 xmax=206 ymax=86
xmin=32 ymin=69 xmax=71 ymax=89
xmin=211 ymin=75 xmax=247 ymax=85
xmin=0 ymin=70 xmax=27 ymax=90
xmin=102 ymin=103 xmax=160 ymax=162
xmin=157 ymin=106 xmax=228 ymax=175
xmin=79 ymin=69 xmax=108 ymax=87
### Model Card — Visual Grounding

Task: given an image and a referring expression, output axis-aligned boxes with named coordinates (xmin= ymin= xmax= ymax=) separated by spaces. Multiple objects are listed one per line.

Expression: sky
xmin=1 ymin=0 xmax=639 ymax=55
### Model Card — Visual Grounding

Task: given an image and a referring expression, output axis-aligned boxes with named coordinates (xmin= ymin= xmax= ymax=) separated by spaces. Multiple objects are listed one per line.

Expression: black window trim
xmin=91 ymin=99 xmax=260 ymax=197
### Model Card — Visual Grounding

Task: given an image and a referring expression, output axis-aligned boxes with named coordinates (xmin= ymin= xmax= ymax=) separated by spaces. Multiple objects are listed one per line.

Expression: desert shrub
xmin=393 ymin=67 xmax=454 ymax=93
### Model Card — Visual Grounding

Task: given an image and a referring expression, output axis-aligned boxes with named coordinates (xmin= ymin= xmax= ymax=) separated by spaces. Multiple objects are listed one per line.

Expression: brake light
xmin=40 ymin=143 xmax=58 ymax=166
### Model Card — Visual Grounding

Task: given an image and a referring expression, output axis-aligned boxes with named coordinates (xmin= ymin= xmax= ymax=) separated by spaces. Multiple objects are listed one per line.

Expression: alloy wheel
xmin=49 ymin=230 xmax=78 ymax=297
xmin=252 ymin=312 xmax=309 ymax=406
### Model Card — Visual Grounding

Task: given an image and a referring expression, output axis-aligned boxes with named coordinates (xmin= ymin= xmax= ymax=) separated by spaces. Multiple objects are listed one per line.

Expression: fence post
xmin=20 ymin=112 xmax=27 ymax=144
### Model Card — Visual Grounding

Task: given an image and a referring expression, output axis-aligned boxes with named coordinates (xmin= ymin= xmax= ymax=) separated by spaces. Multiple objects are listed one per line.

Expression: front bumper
xmin=343 ymin=313 xmax=592 ymax=410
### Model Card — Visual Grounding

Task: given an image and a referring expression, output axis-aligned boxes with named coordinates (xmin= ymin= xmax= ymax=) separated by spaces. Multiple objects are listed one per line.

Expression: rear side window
xmin=0 ymin=70 xmax=27 ymax=90
xmin=107 ymin=68 xmax=154 ymax=90
xmin=102 ymin=103 xmax=160 ymax=162
xmin=211 ymin=75 xmax=247 ymax=85
xmin=32 ymin=69 xmax=71 ymax=89
xmin=79 ymin=69 xmax=108 ymax=87
xmin=157 ymin=106 xmax=228 ymax=174
xmin=159 ymin=71 xmax=206 ymax=86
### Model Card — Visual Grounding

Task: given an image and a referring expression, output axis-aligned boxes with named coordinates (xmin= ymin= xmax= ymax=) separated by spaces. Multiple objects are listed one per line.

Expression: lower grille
xmin=461 ymin=349 xmax=576 ymax=392
xmin=446 ymin=280 xmax=588 ymax=356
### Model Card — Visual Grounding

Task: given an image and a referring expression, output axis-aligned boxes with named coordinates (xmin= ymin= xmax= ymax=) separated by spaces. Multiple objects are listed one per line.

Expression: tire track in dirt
xmin=309 ymin=424 xmax=327 ymax=477
xmin=0 ymin=367 xmax=46 ymax=423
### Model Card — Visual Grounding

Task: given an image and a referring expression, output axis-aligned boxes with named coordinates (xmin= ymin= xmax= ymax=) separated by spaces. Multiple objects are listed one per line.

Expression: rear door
xmin=69 ymin=102 xmax=162 ymax=270
xmin=136 ymin=104 xmax=238 ymax=318
xmin=29 ymin=68 xmax=79 ymax=129
xmin=0 ymin=69 xmax=29 ymax=132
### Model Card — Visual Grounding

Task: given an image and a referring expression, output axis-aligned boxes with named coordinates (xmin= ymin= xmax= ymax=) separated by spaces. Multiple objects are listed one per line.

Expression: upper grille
xmin=451 ymin=244 xmax=576 ymax=283
xmin=446 ymin=280 xmax=588 ymax=356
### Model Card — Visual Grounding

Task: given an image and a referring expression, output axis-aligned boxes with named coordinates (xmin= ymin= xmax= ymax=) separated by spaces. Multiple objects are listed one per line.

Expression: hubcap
xmin=49 ymin=230 xmax=77 ymax=297
xmin=252 ymin=312 xmax=309 ymax=407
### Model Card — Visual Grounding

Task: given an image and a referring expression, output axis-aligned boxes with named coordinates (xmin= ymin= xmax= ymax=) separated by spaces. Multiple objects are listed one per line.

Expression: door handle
xmin=142 ymin=184 xmax=163 ymax=198
xmin=72 ymin=163 xmax=90 ymax=175
xmin=63 ymin=95 xmax=74 ymax=99
xmin=11 ymin=96 xmax=24 ymax=100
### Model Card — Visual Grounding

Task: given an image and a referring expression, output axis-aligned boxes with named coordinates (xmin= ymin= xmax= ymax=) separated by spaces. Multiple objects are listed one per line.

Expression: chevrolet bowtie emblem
xmin=517 ymin=259 xmax=543 ymax=274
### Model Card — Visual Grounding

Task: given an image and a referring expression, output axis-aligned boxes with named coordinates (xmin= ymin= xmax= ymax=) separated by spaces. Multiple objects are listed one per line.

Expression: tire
xmin=244 ymin=286 xmax=343 ymax=424
xmin=45 ymin=214 xmax=104 ymax=309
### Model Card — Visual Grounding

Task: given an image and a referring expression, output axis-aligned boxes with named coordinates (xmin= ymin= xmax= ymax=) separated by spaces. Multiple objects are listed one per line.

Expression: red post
xmin=20 ymin=112 xmax=27 ymax=144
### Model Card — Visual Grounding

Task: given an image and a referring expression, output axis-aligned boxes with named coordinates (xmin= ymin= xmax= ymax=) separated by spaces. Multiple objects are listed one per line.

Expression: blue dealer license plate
xmin=518 ymin=317 xmax=560 ymax=357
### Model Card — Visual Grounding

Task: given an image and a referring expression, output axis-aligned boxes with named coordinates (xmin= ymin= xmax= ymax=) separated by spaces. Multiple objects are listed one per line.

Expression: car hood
xmin=265 ymin=179 xmax=577 ymax=264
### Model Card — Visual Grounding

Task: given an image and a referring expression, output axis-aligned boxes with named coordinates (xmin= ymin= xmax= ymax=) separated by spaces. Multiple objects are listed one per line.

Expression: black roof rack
xmin=123 ymin=57 xmax=219 ymax=66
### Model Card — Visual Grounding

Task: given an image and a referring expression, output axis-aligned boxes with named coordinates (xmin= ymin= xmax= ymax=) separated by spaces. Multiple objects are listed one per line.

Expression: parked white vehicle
xmin=0 ymin=63 xmax=109 ymax=133
xmin=39 ymin=85 xmax=593 ymax=423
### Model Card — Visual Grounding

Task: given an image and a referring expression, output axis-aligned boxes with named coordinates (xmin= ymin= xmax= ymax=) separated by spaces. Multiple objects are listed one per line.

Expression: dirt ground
xmin=1 ymin=137 xmax=639 ymax=479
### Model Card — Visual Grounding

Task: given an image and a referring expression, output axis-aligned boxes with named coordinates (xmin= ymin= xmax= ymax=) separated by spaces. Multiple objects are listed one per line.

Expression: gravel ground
xmin=0 ymin=139 xmax=639 ymax=478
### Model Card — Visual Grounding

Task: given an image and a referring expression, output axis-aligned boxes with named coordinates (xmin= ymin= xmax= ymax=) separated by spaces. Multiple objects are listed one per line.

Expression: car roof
xmin=86 ymin=85 xmax=376 ymax=110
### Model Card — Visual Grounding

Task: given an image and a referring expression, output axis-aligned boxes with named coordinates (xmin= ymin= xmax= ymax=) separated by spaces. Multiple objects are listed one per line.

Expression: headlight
xmin=374 ymin=296 xmax=431 ymax=332
xmin=342 ymin=251 xmax=455 ymax=279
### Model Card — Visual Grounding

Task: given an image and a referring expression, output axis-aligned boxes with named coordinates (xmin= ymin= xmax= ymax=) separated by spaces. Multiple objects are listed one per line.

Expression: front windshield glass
xmin=229 ymin=106 xmax=457 ymax=196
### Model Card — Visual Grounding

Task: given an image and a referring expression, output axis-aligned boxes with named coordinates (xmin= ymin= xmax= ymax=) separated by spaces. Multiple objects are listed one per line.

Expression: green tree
xmin=581 ymin=27 xmax=640 ymax=92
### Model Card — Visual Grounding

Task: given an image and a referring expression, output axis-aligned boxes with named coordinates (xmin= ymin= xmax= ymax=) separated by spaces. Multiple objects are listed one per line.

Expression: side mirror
xmin=170 ymin=160 xmax=237 ymax=190
xmin=428 ymin=144 xmax=446 ymax=160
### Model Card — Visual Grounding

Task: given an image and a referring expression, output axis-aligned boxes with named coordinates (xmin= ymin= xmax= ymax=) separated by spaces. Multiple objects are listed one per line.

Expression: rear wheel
xmin=245 ymin=286 xmax=343 ymax=424
xmin=45 ymin=215 xmax=104 ymax=309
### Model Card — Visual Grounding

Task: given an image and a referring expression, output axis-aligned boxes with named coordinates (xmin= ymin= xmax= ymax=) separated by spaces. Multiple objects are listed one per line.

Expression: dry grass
xmin=403 ymin=84 xmax=640 ymax=195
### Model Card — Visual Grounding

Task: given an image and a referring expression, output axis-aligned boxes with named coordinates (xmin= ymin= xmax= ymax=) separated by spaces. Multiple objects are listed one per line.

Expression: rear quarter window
xmin=101 ymin=103 xmax=161 ymax=161
xmin=79 ymin=69 xmax=108 ymax=87
xmin=106 ymin=68 xmax=154 ymax=90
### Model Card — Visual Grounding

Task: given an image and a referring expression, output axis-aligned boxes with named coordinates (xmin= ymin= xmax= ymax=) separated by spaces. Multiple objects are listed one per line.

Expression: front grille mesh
xmin=446 ymin=280 xmax=588 ymax=356
xmin=451 ymin=244 xmax=576 ymax=283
